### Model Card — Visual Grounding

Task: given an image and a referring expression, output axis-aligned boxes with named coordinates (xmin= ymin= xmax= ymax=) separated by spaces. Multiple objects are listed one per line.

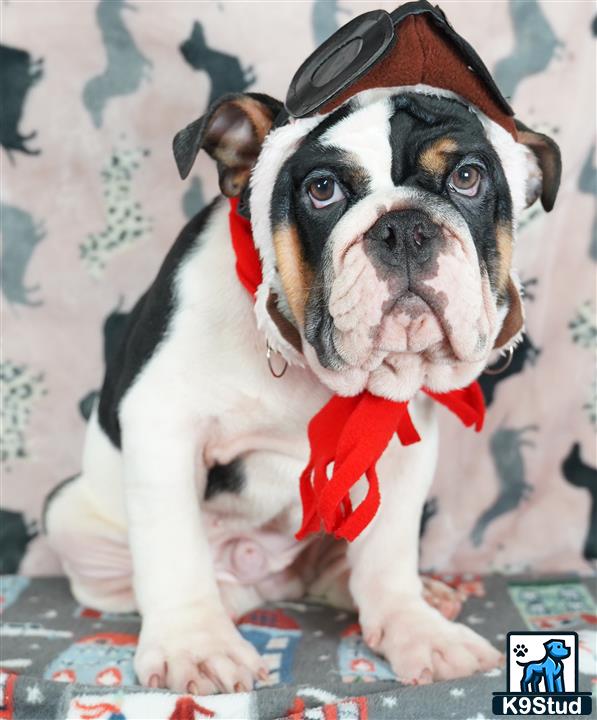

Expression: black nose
xmin=366 ymin=209 xmax=441 ymax=266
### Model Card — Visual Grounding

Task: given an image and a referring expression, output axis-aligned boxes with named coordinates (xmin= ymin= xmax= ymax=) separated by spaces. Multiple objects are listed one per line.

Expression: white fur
xmin=250 ymin=86 xmax=531 ymax=364
xmin=474 ymin=114 xmax=530 ymax=225
xmin=46 ymin=86 xmax=515 ymax=691
xmin=320 ymin=98 xmax=395 ymax=193
xmin=46 ymin=201 xmax=338 ymax=690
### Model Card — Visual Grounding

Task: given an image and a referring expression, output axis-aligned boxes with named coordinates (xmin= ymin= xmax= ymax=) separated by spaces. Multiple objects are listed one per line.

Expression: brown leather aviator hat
xmin=282 ymin=0 xmax=517 ymax=139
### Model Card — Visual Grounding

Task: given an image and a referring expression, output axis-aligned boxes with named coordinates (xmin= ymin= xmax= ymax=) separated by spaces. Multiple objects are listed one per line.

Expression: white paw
xmin=135 ymin=605 xmax=267 ymax=694
xmin=362 ymin=598 xmax=503 ymax=684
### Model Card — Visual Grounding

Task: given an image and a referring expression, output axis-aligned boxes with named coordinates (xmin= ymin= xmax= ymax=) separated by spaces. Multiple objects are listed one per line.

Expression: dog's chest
xmin=201 ymin=373 xmax=322 ymax=466
xmin=197 ymin=371 xmax=327 ymax=533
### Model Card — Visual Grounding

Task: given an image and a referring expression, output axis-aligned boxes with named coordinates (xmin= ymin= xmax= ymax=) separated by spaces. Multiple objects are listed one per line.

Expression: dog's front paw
xmin=135 ymin=604 xmax=267 ymax=694
xmin=362 ymin=598 xmax=503 ymax=684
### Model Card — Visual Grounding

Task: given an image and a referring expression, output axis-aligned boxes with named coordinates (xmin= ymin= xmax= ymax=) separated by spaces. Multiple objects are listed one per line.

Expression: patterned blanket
xmin=0 ymin=575 xmax=595 ymax=719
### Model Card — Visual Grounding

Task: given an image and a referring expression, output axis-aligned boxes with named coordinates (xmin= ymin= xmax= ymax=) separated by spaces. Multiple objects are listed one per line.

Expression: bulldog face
xmin=173 ymin=89 xmax=560 ymax=400
xmin=267 ymin=92 xmax=522 ymax=398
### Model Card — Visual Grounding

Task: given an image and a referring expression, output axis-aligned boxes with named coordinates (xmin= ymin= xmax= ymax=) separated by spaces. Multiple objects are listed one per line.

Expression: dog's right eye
xmin=307 ymin=176 xmax=345 ymax=209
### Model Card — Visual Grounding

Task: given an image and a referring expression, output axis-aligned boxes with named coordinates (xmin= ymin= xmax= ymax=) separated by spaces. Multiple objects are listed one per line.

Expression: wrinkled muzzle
xmin=303 ymin=188 xmax=500 ymax=400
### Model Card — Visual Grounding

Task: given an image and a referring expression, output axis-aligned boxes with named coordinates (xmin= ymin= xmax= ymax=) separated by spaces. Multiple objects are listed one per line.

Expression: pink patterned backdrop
xmin=1 ymin=1 xmax=595 ymax=576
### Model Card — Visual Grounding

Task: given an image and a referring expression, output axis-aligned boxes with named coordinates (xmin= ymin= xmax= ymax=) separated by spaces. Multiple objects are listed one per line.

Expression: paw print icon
xmin=513 ymin=643 xmax=528 ymax=658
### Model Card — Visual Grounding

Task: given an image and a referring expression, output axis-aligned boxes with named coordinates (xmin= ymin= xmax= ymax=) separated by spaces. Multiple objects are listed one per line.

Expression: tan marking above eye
xmin=272 ymin=224 xmax=314 ymax=326
xmin=495 ymin=223 xmax=513 ymax=294
xmin=419 ymin=137 xmax=458 ymax=176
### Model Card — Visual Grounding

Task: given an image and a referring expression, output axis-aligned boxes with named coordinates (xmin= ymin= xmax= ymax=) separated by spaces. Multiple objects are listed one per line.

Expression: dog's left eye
xmin=307 ymin=177 xmax=345 ymax=208
xmin=448 ymin=165 xmax=481 ymax=197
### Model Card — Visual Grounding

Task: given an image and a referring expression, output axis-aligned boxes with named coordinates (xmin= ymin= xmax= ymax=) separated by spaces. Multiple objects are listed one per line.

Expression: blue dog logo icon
xmin=517 ymin=638 xmax=570 ymax=693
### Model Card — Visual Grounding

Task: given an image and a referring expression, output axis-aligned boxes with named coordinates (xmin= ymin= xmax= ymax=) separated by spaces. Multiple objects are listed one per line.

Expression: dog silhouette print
xmin=518 ymin=639 xmax=570 ymax=693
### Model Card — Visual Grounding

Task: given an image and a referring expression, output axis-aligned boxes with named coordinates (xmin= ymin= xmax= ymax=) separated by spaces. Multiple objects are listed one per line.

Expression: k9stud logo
xmin=492 ymin=632 xmax=592 ymax=715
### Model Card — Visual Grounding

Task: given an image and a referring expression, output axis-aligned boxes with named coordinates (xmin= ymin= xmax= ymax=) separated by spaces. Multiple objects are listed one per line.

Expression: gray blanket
xmin=0 ymin=574 xmax=594 ymax=719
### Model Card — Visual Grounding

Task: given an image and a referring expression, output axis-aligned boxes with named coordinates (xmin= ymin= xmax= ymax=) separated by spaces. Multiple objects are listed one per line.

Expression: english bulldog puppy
xmin=45 ymin=83 xmax=560 ymax=693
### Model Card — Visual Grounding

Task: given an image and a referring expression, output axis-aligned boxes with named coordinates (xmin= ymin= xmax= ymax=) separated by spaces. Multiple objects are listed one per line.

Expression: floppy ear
xmin=493 ymin=276 xmax=524 ymax=350
xmin=516 ymin=119 xmax=562 ymax=212
xmin=173 ymin=92 xmax=283 ymax=196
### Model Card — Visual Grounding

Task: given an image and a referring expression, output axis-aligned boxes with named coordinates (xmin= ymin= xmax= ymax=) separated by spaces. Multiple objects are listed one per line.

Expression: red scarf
xmin=229 ymin=198 xmax=485 ymax=542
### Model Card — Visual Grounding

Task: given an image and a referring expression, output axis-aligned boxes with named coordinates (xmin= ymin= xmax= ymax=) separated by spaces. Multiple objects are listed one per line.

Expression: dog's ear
xmin=493 ymin=276 xmax=524 ymax=350
xmin=516 ymin=119 xmax=562 ymax=212
xmin=173 ymin=93 xmax=283 ymax=196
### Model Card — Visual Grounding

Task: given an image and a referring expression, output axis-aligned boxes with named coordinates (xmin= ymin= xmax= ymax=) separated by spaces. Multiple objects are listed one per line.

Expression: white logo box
xmin=507 ymin=631 xmax=578 ymax=693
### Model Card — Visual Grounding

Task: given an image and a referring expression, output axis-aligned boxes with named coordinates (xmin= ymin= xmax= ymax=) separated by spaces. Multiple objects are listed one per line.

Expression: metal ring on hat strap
xmin=266 ymin=342 xmax=288 ymax=378
xmin=483 ymin=346 xmax=514 ymax=376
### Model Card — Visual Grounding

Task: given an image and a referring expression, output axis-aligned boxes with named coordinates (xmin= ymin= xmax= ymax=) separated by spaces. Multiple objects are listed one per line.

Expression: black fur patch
xmin=204 ymin=459 xmax=245 ymax=500
xmin=97 ymin=198 xmax=220 ymax=448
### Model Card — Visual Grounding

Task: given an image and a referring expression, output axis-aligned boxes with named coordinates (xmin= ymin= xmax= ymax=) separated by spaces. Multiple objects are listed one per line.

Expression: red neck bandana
xmin=228 ymin=197 xmax=485 ymax=541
